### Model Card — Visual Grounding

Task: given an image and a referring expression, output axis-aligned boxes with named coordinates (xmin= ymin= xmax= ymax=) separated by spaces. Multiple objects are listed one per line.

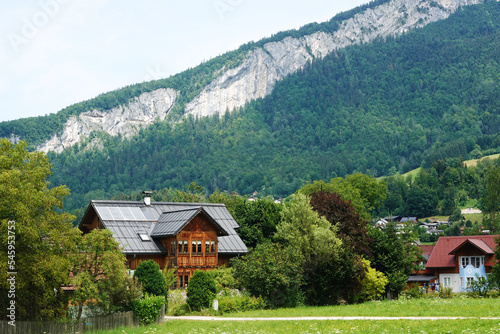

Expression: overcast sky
xmin=0 ymin=0 xmax=368 ymax=123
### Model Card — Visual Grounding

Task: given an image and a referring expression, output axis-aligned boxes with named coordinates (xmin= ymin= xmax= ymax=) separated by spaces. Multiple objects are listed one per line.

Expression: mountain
xmin=1 ymin=0 xmax=500 ymax=212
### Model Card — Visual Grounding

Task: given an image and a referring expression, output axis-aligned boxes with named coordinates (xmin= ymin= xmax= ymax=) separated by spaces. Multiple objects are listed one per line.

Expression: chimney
xmin=142 ymin=191 xmax=152 ymax=206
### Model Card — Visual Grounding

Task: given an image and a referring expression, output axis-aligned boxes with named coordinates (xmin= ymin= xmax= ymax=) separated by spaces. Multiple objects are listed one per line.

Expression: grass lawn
xmin=463 ymin=213 xmax=483 ymax=224
xmin=94 ymin=298 xmax=500 ymax=334
xmin=219 ymin=297 xmax=500 ymax=318
xmin=96 ymin=319 xmax=500 ymax=334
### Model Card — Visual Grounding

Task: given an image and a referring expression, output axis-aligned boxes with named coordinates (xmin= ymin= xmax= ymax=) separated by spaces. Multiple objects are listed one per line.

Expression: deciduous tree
xmin=70 ymin=229 xmax=141 ymax=321
xmin=231 ymin=241 xmax=303 ymax=308
xmin=0 ymin=139 xmax=80 ymax=320
xmin=310 ymin=190 xmax=371 ymax=256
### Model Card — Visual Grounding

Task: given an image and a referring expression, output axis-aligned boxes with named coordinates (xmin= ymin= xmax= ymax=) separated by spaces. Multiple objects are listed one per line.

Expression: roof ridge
xmin=160 ymin=207 xmax=203 ymax=214
xmin=91 ymin=199 xmax=226 ymax=207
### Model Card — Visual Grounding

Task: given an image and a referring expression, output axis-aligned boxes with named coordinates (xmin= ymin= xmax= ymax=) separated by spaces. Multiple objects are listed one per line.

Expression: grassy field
xmin=463 ymin=154 xmax=500 ymax=167
xmin=94 ymin=297 xmax=500 ymax=334
xmin=96 ymin=319 xmax=500 ymax=334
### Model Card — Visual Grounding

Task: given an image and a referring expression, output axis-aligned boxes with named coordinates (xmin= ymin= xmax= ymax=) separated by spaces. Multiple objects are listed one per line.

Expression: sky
xmin=0 ymin=0 xmax=368 ymax=123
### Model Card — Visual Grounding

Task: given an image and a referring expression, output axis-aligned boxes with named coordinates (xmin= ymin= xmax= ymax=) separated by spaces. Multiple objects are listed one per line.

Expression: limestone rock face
xmin=184 ymin=0 xmax=483 ymax=118
xmin=37 ymin=0 xmax=485 ymax=152
xmin=38 ymin=88 xmax=178 ymax=153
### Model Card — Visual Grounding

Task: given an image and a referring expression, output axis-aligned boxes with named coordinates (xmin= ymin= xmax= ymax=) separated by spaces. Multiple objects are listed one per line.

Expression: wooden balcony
xmin=176 ymin=255 xmax=217 ymax=267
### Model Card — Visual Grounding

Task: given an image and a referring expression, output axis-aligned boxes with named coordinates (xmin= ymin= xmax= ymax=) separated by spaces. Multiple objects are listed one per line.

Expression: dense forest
xmin=2 ymin=2 xmax=500 ymax=217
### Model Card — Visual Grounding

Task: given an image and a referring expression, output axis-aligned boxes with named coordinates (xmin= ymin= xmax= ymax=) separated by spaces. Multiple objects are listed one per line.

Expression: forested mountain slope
xmin=1 ymin=0 xmax=483 ymax=152
xmin=2 ymin=0 xmax=500 ymax=212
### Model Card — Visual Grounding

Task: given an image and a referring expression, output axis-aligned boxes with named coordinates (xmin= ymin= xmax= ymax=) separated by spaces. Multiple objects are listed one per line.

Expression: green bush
xmin=172 ymin=303 xmax=191 ymax=316
xmin=356 ymin=259 xmax=388 ymax=302
xmin=217 ymin=290 xmax=266 ymax=314
xmin=400 ymin=283 xmax=425 ymax=299
xmin=167 ymin=289 xmax=187 ymax=315
xmin=467 ymin=276 xmax=492 ymax=298
xmin=231 ymin=242 xmax=303 ymax=308
xmin=132 ymin=294 xmax=165 ymax=325
xmin=187 ymin=270 xmax=217 ymax=311
xmin=486 ymin=289 xmax=499 ymax=298
xmin=133 ymin=260 xmax=168 ymax=298
xmin=439 ymin=286 xmax=454 ymax=299
xmin=210 ymin=266 xmax=238 ymax=292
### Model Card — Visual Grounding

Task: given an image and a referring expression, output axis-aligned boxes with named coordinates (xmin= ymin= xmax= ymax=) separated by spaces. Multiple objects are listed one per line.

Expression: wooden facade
xmin=80 ymin=201 xmax=247 ymax=289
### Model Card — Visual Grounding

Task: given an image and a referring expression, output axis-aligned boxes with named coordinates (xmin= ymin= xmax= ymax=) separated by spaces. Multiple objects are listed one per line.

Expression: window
xmin=184 ymin=275 xmax=189 ymax=288
xmin=191 ymin=240 xmax=202 ymax=254
xmin=138 ymin=231 xmax=150 ymax=241
xmin=183 ymin=241 xmax=188 ymax=253
xmin=206 ymin=241 xmax=210 ymax=253
xmin=179 ymin=275 xmax=183 ymax=289
xmin=178 ymin=240 xmax=183 ymax=253
xmin=466 ymin=277 xmax=474 ymax=287
xmin=211 ymin=241 xmax=215 ymax=253
xmin=170 ymin=241 xmax=176 ymax=254
xmin=443 ymin=276 xmax=451 ymax=287
xmin=460 ymin=256 xmax=484 ymax=268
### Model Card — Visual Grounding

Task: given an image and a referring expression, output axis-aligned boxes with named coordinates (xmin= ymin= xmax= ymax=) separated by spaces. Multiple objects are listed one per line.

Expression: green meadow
xmin=95 ymin=297 xmax=500 ymax=334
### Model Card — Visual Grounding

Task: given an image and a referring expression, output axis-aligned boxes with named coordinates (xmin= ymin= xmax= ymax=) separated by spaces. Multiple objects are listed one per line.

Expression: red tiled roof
xmin=449 ymin=238 xmax=494 ymax=255
xmin=419 ymin=244 xmax=435 ymax=256
xmin=426 ymin=235 xmax=498 ymax=268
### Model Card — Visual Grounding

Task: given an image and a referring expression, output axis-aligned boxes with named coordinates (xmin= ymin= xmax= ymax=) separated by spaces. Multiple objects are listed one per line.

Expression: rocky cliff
xmin=38 ymin=88 xmax=178 ymax=153
xmin=39 ymin=0 xmax=484 ymax=152
xmin=183 ymin=0 xmax=483 ymax=118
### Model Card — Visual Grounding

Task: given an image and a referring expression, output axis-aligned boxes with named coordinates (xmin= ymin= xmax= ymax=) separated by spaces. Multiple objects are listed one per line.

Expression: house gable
xmin=150 ymin=208 xmax=227 ymax=238
xmin=78 ymin=199 xmax=247 ymax=285
xmin=426 ymin=235 xmax=498 ymax=269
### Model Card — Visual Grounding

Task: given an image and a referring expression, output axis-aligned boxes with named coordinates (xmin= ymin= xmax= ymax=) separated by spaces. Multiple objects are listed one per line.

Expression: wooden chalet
xmin=79 ymin=194 xmax=247 ymax=288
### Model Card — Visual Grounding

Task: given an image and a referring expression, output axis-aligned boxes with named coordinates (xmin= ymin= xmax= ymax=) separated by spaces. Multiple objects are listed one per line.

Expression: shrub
xmin=217 ymin=290 xmax=266 ymax=314
xmin=231 ymin=242 xmax=303 ymax=308
xmin=132 ymin=294 xmax=165 ymax=325
xmin=467 ymin=276 xmax=492 ymax=298
xmin=167 ymin=289 xmax=187 ymax=315
xmin=187 ymin=270 xmax=217 ymax=311
xmin=400 ymin=283 xmax=424 ymax=299
xmin=210 ymin=266 xmax=238 ymax=292
xmin=133 ymin=260 xmax=168 ymax=298
xmin=486 ymin=289 xmax=499 ymax=298
xmin=172 ymin=303 xmax=191 ymax=316
xmin=439 ymin=286 xmax=454 ymax=299
xmin=163 ymin=267 xmax=177 ymax=290
xmin=356 ymin=259 xmax=388 ymax=302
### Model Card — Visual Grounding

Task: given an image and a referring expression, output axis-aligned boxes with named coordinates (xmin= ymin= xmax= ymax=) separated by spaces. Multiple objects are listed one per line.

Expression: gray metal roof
xmin=85 ymin=200 xmax=247 ymax=255
xmin=151 ymin=207 xmax=228 ymax=238
xmin=151 ymin=208 xmax=201 ymax=237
